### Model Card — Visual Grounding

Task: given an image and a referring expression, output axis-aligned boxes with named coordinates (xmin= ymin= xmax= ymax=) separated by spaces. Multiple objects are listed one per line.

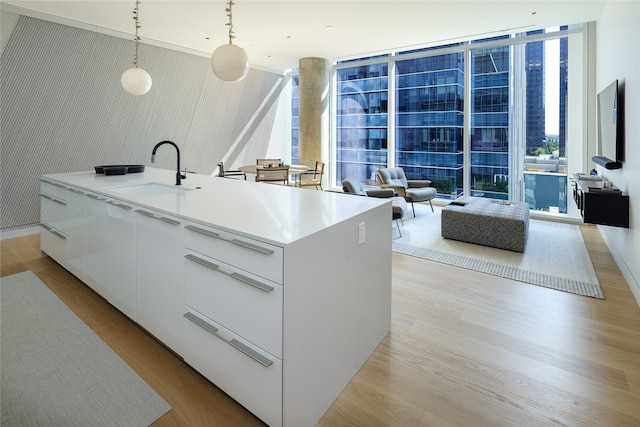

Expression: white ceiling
xmin=2 ymin=1 xmax=607 ymax=73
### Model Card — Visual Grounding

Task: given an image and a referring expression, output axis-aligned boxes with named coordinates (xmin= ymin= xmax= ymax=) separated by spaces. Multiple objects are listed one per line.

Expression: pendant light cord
xmin=225 ymin=1 xmax=236 ymax=45
xmin=132 ymin=0 xmax=142 ymax=67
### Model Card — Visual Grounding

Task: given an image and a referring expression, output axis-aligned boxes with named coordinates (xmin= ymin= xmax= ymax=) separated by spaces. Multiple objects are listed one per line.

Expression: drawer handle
xmin=40 ymin=193 xmax=67 ymax=206
xmin=184 ymin=312 xmax=273 ymax=367
xmin=159 ymin=216 xmax=181 ymax=225
xmin=184 ymin=254 xmax=274 ymax=292
xmin=40 ymin=223 xmax=67 ymax=239
xmin=135 ymin=209 xmax=155 ymax=218
xmin=185 ymin=225 xmax=274 ymax=255
xmin=106 ymin=200 xmax=132 ymax=210
xmin=86 ymin=193 xmax=105 ymax=201
xmin=229 ymin=272 xmax=274 ymax=292
xmin=185 ymin=253 xmax=220 ymax=270
xmin=135 ymin=209 xmax=180 ymax=225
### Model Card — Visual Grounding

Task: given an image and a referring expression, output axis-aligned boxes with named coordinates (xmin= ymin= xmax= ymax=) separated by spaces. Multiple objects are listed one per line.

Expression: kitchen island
xmin=39 ymin=167 xmax=392 ymax=427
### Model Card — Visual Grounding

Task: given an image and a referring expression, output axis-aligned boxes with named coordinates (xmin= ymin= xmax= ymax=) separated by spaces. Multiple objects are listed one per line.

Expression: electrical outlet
xmin=358 ymin=222 xmax=366 ymax=245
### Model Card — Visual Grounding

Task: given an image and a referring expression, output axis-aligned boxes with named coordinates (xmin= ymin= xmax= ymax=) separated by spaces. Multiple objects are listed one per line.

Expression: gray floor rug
xmin=1 ymin=271 xmax=171 ymax=426
xmin=393 ymin=205 xmax=604 ymax=299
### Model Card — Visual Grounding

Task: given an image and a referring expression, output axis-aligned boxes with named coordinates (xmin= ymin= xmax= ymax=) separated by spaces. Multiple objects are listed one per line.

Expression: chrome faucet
xmin=151 ymin=140 xmax=186 ymax=186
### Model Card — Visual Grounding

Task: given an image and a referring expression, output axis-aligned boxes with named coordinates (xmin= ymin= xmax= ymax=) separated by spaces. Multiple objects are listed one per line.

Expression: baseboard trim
xmin=1 ymin=225 xmax=40 ymax=240
xmin=598 ymin=225 xmax=640 ymax=307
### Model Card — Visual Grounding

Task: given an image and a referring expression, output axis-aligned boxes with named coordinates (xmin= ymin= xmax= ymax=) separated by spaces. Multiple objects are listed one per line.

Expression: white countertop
xmin=42 ymin=167 xmax=390 ymax=246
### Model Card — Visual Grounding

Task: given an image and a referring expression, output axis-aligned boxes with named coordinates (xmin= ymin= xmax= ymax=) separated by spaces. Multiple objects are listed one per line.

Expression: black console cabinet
xmin=572 ymin=174 xmax=629 ymax=228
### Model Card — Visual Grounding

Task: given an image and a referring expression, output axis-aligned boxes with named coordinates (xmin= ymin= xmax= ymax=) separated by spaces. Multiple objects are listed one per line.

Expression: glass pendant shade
xmin=211 ymin=43 xmax=249 ymax=82
xmin=121 ymin=67 xmax=152 ymax=96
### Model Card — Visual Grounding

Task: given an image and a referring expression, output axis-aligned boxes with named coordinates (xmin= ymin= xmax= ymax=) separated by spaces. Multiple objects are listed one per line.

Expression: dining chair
xmin=256 ymin=158 xmax=283 ymax=167
xmin=296 ymin=161 xmax=325 ymax=190
xmin=217 ymin=161 xmax=246 ymax=180
xmin=255 ymin=167 xmax=290 ymax=185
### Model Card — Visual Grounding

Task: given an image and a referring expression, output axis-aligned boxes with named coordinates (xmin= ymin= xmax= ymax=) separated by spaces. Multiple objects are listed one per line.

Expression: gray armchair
xmin=341 ymin=176 xmax=407 ymax=237
xmin=376 ymin=167 xmax=436 ymax=217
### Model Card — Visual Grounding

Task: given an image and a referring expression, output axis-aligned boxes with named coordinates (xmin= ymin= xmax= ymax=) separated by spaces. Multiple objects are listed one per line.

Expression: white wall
xmin=595 ymin=0 xmax=640 ymax=304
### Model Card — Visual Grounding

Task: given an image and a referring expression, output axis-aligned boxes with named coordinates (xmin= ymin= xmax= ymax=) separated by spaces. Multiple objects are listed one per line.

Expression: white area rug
xmin=393 ymin=205 xmax=604 ymax=299
xmin=1 ymin=271 xmax=172 ymax=426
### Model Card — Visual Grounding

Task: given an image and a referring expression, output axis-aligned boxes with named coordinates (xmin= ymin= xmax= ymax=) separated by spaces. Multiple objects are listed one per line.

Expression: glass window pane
xmin=395 ymin=52 xmax=464 ymax=198
xmin=336 ymin=64 xmax=389 ymax=185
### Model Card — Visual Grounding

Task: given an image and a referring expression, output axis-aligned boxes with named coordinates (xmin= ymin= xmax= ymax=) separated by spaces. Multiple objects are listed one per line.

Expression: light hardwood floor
xmin=1 ymin=226 xmax=639 ymax=426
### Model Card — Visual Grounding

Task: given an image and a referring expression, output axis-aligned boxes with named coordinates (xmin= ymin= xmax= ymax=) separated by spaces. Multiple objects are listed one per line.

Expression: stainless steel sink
xmin=106 ymin=182 xmax=193 ymax=198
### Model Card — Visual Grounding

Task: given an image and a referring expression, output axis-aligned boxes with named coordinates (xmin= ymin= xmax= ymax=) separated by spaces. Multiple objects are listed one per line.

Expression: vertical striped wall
xmin=0 ymin=13 xmax=288 ymax=231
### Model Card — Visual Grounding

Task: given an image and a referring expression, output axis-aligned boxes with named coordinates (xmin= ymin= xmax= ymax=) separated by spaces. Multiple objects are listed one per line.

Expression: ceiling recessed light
xmin=325 ymin=26 xmax=335 ymax=31
xmin=530 ymin=11 xmax=537 ymax=15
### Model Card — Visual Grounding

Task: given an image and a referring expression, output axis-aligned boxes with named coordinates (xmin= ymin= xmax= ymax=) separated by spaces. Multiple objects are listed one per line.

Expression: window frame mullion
xmin=387 ymin=54 xmax=396 ymax=169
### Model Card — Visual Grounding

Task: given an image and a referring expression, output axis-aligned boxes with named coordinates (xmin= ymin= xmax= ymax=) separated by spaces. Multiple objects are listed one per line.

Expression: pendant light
xmin=121 ymin=0 xmax=152 ymax=95
xmin=211 ymin=1 xmax=249 ymax=82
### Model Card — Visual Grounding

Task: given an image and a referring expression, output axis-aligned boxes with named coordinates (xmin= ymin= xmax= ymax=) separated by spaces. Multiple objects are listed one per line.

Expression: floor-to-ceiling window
xmin=469 ymin=44 xmax=510 ymax=200
xmin=520 ymin=31 xmax=570 ymax=213
xmin=395 ymin=49 xmax=465 ymax=199
xmin=298 ymin=25 xmax=584 ymax=214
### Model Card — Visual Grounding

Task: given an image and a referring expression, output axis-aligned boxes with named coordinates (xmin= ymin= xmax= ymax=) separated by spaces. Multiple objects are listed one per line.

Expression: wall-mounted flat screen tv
xmin=595 ymin=79 xmax=623 ymax=169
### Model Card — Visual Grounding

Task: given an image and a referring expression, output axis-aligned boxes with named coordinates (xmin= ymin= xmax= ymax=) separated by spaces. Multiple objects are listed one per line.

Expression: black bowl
xmin=103 ymin=166 xmax=129 ymax=175
xmin=95 ymin=164 xmax=145 ymax=174
xmin=126 ymin=165 xmax=145 ymax=173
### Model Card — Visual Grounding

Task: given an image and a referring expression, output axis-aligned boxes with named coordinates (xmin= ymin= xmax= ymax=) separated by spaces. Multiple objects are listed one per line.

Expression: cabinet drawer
xmin=40 ymin=193 xmax=68 ymax=224
xmin=40 ymin=179 xmax=68 ymax=199
xmin=185 ymin=222 xmax=283 ymax=283
xmin=183 ymin=308 xmax=282 ymax=427
xmin=40 ymin=225 xmax=67 ymax=267
xmin=185 ymin=251 xmax=282 ymax=358
xmin=136 ymin=209 xmax=185 ymax=357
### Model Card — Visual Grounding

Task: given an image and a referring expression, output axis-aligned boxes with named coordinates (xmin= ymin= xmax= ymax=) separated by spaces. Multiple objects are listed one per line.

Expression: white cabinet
xmin=182 ymin=212 xmax=393 ymax=427
xmin=40 ymin=181 xmax=88 ymax=281
xmin=185 ymin=223 xmax=283 ymax=283
xmin=184 ymin=250 xmax=283 ymax=358
xmin=103 ymin=199 xmax=137 ymax=319
xmin=184 ymin=221 xmax=284 ymax=426
xmin=85 ymin=192 xmax=109 ymax=296
xmin=184 ymin=307 xmax=283 ymax=427
xmin=40 ymin=170 xmax=392 ymax=427
xmin=136 ymin=208 xmax=185 ymax=356
xmin=85 ymin=191 xmax=137 ymax=319
xmin=40 ymin=179 xmax=69 ymax=267
xmin=65 ymin=187 xmax=87 ymax=282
